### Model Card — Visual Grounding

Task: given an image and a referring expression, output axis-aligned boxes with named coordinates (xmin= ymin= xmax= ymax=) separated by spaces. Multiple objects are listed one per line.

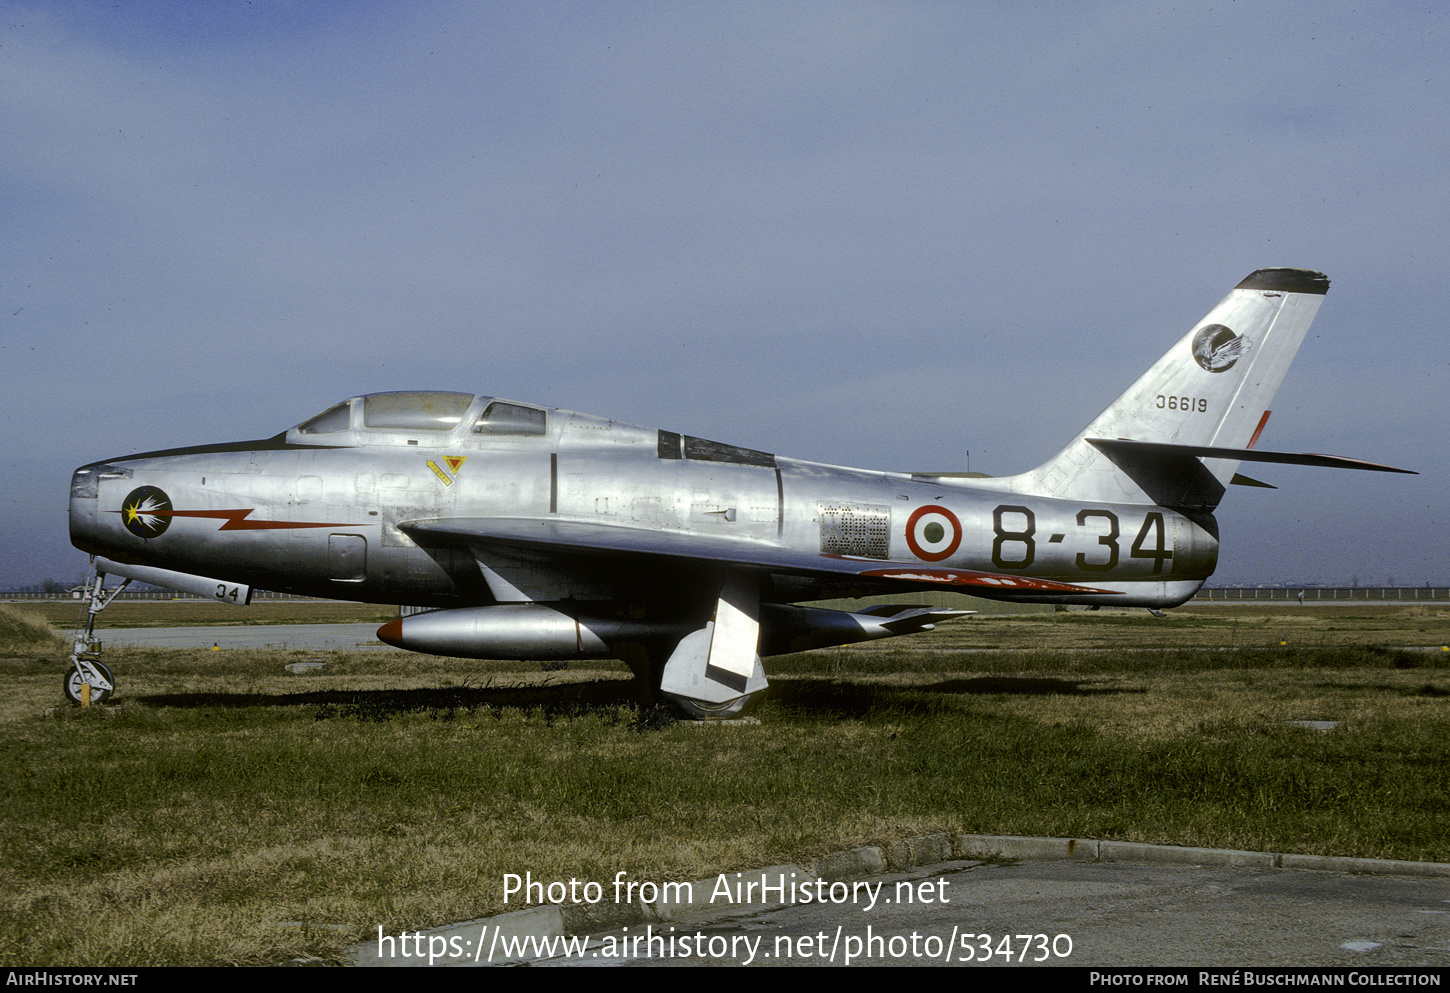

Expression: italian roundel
xmin=905 ymin=505 xmax=961 ymax=562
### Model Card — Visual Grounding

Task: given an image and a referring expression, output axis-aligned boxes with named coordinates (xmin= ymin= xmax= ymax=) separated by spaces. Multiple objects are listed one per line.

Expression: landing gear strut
xmin=66 ymin=563 xmax=127 ymax=706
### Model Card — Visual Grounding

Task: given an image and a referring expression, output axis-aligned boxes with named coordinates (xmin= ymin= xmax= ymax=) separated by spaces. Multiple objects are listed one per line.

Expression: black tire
xmin=668 ymin=690 xmax=761 ymax=720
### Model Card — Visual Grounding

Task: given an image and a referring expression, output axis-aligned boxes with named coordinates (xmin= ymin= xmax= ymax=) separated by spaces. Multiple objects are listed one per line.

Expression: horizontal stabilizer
xmin=1087 ymin=438 xmax=1416 ymax=474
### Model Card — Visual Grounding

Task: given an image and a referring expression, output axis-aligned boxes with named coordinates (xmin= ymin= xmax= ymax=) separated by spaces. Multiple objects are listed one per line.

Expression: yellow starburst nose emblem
xmin=119 ymin=486 xmax=173 ymax=539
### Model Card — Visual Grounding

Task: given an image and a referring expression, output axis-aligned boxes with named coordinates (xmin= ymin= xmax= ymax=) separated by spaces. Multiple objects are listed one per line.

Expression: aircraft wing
xmin=400 ymin=517 xmax=1121 ymax=596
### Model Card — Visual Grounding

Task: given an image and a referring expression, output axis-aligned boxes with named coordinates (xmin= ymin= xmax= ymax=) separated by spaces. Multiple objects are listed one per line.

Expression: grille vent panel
xmin=819 ymin=504 xmax=891 ymax=559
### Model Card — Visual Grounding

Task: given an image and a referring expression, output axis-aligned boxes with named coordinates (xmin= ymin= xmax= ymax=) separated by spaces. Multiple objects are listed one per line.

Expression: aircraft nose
xmin=69 ymin=465 xmax=101 ymax=553
xmin=69 ymin=463 xmax=128 ymax=554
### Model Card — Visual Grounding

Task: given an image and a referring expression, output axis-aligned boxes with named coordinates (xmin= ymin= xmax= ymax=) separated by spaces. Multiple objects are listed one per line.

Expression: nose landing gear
xmin=66 ymin=563 xmax=128 ymax=706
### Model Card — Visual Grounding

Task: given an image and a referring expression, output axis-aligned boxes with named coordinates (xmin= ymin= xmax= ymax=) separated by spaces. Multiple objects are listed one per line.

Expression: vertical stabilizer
xmin=1018 ymin=268 xmax=1330 ymax=508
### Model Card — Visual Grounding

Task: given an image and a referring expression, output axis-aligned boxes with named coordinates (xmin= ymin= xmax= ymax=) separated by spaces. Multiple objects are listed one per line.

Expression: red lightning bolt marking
xmin=113 ymin=509 xmax=356 ymax=530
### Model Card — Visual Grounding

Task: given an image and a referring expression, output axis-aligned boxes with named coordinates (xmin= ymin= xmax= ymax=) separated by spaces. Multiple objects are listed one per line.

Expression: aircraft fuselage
xmin=70 ymin=395 xmax=1217 ymax=614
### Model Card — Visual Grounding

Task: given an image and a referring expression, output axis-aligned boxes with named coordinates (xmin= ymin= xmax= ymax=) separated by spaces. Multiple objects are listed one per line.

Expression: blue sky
xmin=2 ymin=1 xmax=1445 ymax=587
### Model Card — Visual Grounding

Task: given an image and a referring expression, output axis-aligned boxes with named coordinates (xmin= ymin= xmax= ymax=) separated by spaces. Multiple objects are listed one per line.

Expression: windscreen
xmin=297 ymin=402 xmax=352 ymax=435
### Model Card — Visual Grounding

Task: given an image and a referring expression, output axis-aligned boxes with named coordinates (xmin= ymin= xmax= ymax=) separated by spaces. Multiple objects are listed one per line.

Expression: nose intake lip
xmin=69 ymin=463 xmax=134 ymax=554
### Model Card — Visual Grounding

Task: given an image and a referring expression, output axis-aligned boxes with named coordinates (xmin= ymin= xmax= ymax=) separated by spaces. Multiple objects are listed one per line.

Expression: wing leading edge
xmin=399 ymin=517 xmax=1122 ymax=597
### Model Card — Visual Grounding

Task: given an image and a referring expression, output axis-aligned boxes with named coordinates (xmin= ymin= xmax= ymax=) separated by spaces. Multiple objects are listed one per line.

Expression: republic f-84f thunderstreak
xmin=68 ymin=268 xmax=1412 ymax=715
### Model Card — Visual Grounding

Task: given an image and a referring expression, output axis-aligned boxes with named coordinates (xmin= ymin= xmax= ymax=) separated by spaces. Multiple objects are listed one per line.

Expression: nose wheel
xmin=65 ymin=660 xmax=114 ymax=706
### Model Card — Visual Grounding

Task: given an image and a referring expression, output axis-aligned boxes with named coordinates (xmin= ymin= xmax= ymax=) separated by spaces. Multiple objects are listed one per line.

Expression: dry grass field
xmin=0 ymin=600 xmax=1446 ymax=965
xmin=17 ymin=598 xmax=396 ymax=630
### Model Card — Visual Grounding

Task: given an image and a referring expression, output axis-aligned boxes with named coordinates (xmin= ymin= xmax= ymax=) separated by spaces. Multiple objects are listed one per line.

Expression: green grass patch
xmin=1 ymin=630 xmax=1447 ymax=966
xmin=3 ymin=604 xmax=1448 ymax=965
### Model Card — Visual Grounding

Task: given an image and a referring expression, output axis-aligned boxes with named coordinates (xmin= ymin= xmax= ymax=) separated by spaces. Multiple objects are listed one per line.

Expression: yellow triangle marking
xmin=444 ymin=456 xmax=468 ymax=474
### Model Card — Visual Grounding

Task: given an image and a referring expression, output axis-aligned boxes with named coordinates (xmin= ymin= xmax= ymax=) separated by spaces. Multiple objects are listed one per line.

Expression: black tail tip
xmin=1237 ymin=268 xmax=1330 ymax=295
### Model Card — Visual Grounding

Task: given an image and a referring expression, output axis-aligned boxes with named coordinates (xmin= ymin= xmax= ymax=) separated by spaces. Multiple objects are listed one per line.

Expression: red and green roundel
xmin=905 ymin=505 xmax=961 ymax=562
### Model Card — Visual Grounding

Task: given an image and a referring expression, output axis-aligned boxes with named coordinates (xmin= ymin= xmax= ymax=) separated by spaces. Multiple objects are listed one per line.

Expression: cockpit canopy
xmin=288 ymin=392 xmax=547 ymax=446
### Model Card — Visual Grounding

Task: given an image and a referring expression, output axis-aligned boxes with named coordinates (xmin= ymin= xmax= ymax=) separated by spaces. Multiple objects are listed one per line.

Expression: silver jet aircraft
xmin=67 ymin=269 xmax=1412 ymax=715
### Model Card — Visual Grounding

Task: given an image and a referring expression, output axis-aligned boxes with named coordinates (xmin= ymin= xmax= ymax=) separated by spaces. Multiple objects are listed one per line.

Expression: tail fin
xmin=1021 ymin=268 xmax=1331 ymax=509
